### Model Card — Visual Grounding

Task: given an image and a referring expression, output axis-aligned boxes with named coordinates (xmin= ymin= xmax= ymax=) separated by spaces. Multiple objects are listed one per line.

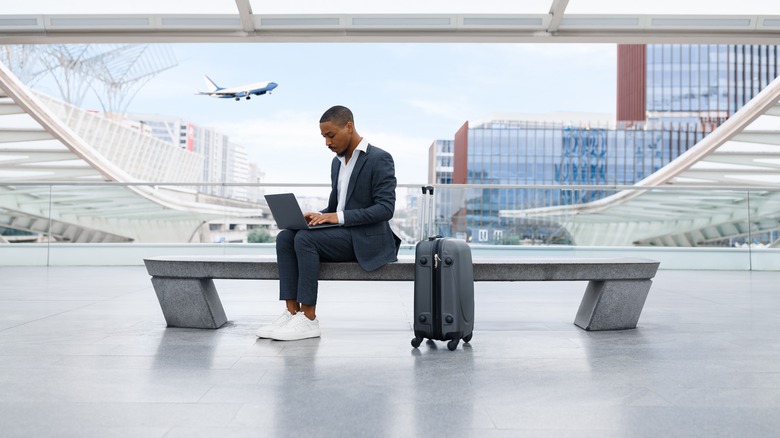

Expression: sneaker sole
xmin=255 ymin=315 xmax=294 ymax=338
xmin=256 ymin=323 xmax=289 ymax=338
xmin=255 ymin=329 xmax=274 ymax=338
xmin=269 ymin=330 xmax=321 ymax=341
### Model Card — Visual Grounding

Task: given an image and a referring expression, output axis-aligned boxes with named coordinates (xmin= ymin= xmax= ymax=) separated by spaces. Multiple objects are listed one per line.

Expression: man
xmin=256 ymin=105 xmax=401 ymax=341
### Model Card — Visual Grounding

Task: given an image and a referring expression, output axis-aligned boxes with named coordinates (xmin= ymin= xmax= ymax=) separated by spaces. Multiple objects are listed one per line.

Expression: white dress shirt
xmin=335 ymin=137 xmax=368 ymax=224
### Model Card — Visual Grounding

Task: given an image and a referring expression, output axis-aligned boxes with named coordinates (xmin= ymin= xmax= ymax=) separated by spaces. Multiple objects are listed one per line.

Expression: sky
xmin=27 ymin=43 xmax=617 ymax=185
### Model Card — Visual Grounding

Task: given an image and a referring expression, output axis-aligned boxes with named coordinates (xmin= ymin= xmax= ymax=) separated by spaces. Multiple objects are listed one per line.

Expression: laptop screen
xmin=264 ymin=193 xmax=338 ymax=230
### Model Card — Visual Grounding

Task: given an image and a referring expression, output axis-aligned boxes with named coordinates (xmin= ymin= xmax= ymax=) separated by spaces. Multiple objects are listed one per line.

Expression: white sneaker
xmin=269 ymin=313 xmax=321 ymax=341
xmin=255 ymin=310 xmax=294 ymax=338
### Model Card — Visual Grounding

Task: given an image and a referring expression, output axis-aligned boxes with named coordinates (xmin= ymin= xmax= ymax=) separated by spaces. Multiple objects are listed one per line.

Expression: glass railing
xmin=1 ymin=182 xmax=779 ymax=270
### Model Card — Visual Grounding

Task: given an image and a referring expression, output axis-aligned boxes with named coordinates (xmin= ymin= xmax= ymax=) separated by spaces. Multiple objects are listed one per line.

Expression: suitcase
xmin=411 ymin=186 xmax=475 ymax=351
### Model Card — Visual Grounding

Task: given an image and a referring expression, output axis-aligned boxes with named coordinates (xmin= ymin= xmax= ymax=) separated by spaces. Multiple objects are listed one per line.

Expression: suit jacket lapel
xmin=345 ymin=144 xmax=370 ymax=205
xmin=329 ymin=158 xmax=340 ymax=211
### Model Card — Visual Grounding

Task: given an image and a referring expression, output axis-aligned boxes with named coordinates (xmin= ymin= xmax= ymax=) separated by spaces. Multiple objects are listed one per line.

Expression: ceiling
xmin=2 ymin=0 xmax=780 ymax=44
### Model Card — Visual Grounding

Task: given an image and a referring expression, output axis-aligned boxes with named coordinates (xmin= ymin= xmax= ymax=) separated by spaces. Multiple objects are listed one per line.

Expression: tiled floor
xmin=1 ymin=266 xmax=780 ymax=437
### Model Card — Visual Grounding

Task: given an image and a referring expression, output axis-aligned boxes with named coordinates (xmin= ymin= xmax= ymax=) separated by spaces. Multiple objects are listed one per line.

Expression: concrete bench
xmin=144 ymin=255 xmax=660 ymax=332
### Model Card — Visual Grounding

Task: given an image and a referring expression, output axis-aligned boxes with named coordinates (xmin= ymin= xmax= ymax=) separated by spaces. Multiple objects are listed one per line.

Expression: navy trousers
xmin=276 ymin=227 xmax=357 ymax=305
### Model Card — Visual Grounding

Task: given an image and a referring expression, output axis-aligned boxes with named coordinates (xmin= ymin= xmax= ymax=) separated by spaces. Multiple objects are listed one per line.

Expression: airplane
xmin=196 ymin=75 xmax=278 ymax=101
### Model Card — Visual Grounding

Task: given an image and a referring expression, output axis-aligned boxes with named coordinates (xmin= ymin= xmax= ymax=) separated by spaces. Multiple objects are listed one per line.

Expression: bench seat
xmin=144 ymin=255 xmax=660 ymax=331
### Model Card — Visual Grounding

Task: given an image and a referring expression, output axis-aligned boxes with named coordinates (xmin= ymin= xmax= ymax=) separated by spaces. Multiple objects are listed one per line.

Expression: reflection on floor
xmin=1 ymin=266 xmax=779 ymax=437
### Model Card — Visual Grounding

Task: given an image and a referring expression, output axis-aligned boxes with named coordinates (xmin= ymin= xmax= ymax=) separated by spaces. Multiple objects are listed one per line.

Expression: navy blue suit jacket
xmin=324 ymin=144 xmax=401 ymax=271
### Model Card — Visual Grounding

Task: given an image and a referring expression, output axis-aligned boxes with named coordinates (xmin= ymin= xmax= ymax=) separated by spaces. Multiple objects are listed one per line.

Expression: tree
xmin=247 ymin=228 xmax=275 ymax=243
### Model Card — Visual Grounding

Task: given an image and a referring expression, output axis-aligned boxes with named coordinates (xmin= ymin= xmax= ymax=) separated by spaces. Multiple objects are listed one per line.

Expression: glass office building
xmin=438 ymin=44 xmax=780 ymax=243
xmin=645 ymin=44 xmax=779 ymax=123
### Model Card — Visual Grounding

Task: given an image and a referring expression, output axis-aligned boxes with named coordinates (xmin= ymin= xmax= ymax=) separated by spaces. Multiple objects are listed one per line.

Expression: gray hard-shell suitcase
xmin=411 ymin=186 xmax=475 ymax=351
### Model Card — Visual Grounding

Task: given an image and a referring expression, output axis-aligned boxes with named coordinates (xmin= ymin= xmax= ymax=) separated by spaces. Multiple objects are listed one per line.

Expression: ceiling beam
xmin=547 ymin=0 xmax=569 ymax=33
xmin=234 ymin=0 xmax=256 ymax=32
xmin=1 ymin=14 xmax=780 ymax=44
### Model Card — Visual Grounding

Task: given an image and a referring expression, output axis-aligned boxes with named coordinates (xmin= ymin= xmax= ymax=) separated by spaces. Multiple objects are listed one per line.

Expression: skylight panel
xmin=566 ymin=0 xmax=780 ymax=15
xmin=248 ymin=0 xmax=551 ymax=14
xmin=2 ymin=0 xmax=236 ymax=15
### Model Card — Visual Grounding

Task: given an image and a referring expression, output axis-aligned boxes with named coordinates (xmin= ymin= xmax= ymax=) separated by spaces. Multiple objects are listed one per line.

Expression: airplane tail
xmin=203 ymin=75 xmax=221 ymax=92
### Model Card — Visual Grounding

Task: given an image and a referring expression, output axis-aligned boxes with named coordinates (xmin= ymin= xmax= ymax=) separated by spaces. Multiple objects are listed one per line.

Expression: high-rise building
xmin=434 ymin=44 xmax=780 ymax=243
xmin=619 ymin=44 xmax=780 ymax=127
xmin=225 ymin=141 xmax=250 ymax=202
xmin=247 ymin=163 xmax=266 ymax=204
xmin=124 ymin=113 xmax=193 ymax=150
xmin=125 ymin=113 xmax=255 ymax=200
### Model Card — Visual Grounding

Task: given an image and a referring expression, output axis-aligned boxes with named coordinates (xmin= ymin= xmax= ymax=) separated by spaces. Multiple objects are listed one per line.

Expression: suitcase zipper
xmin=431 ymin=238 xmax=442 ymax=340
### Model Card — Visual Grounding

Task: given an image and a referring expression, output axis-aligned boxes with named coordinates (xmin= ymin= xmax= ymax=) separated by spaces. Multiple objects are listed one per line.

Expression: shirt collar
xmin=338 ymin=138 xmax=368 ymax=165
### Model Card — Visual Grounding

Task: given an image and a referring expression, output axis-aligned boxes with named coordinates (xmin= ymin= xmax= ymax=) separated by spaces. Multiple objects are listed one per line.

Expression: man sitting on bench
xmin=255 ymin=105 xmax=402 ymax=341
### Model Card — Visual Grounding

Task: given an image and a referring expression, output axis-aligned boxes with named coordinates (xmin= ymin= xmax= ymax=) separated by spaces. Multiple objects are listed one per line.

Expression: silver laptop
xmin=264 ymin=193 xmax=339 ymax=230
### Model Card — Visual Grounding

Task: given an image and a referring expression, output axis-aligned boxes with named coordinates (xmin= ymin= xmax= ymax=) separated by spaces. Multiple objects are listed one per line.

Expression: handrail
xmin=3 ymin=181 xmax=780 ymax=191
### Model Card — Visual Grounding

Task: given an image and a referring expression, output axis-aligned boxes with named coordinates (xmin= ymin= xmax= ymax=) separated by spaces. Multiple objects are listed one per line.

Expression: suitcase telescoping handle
xmin=419 ymin=185 xmax=437 ymax=241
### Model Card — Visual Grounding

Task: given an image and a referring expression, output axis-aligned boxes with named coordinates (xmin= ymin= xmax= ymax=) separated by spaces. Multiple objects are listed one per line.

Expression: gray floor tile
xmin=2 ymin=266 xmax=780 ymax=436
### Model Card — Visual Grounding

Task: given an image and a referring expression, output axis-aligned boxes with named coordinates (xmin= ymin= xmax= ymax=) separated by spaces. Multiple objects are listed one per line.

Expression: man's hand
xmin=305 ymin=212 xmax=339 ymax=226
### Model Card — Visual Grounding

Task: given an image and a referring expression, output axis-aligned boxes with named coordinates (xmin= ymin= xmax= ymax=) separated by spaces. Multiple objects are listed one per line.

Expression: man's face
xmin=320 ymin=120 xmax=352 ymax=157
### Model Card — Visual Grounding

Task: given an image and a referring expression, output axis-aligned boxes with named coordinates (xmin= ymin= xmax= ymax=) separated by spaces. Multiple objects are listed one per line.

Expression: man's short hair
xmin=320 ymin=105 xmax=354 ymax=127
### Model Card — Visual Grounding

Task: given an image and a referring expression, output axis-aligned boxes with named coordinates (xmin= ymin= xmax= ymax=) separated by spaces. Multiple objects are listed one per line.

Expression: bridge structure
xmin=0 ymin=61 xmax=267 ymax=243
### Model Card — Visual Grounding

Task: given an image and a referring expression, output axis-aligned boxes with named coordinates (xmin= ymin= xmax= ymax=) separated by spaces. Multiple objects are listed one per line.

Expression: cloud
xmin=217 ymin=110 xmax=431 ymax=185
xmin=216 ymin=110 xmax=323 ymax=183
xmin=365 ymin=129 xmax=432 ymax=184
xmin=406 ymin=99 xmax=472 ymax=122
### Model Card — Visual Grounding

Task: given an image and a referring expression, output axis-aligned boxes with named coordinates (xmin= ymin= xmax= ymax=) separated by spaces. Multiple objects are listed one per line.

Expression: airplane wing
xmin=205 ymin=90 xmax=241 ymax=98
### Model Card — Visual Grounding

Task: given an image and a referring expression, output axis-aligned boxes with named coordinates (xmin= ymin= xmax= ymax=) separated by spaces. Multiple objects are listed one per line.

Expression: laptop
xmin=264 ymin=193 xmax=339 ymax=230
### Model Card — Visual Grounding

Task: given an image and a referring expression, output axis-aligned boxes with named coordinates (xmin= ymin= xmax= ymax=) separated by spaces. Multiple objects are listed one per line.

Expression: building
xmin=246 ymin=163 xmax=266 ymax=204
xmin=434 ymin=44 xmax=780 ymax=244
xmin=620 ymin=44 xmax=780 ymax=127
xmin=224 ymin=141 xmax=250 ymax=202
xmin=426 ymin=140 xmax=458 ymax=238
xmin=125 ymin=113 xmax=254 ymax=201
xmin=124 ymin=113 xmax=194 ymax=150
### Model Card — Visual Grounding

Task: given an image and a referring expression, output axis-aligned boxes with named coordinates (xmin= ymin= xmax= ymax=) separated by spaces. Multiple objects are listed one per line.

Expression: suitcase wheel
xmin=411 ymin=337 xmax=423 ymax=348
xmin=447 ymin=339 xmax=459 ymax=351
xmin=463 ymin=333 xmax=472 ymax=343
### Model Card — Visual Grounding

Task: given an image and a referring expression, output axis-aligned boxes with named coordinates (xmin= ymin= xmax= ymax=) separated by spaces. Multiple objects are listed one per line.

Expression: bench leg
xmin=151 ymin=277 xmax=228 ymax=329
xmin=574 ymin=279 xmax=652 ymax=331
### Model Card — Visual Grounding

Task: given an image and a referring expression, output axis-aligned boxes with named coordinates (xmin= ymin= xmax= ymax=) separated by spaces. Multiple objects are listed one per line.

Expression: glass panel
xmin=3 ymin=0 xmax=236 ymax=14
xmin=566 ymin=0 xmax=780 ymax=15
xmin=12 ymin=0 xmax=780 ymax=16
xmin=562 ymin=187 xmax=755 ymax=269
xmin=748 ymin=190 xmax=780 ymax=270
xmin=3 ymin=182 xmax=779 ymax=270
xmin=0 ymin=184 xmax=51 ymax=265
xmin=249 ymin=0 xmax=552 ymax=14
xmin=427 ymin=184 xmax=576 ymax=248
